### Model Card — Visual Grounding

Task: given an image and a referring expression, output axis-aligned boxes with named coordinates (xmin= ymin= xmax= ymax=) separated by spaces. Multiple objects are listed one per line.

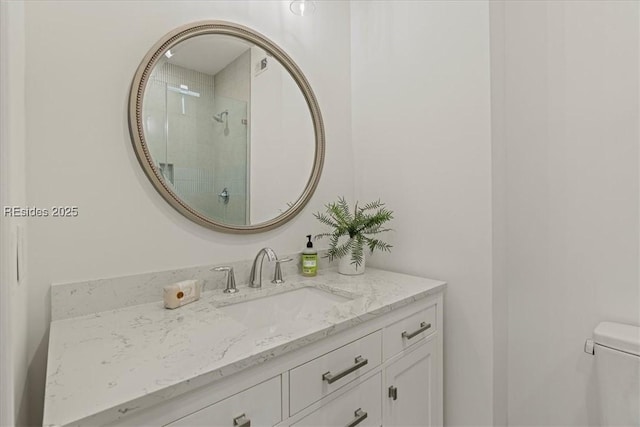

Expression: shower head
xmin=213 ymin=110 xmax=229 ymax=123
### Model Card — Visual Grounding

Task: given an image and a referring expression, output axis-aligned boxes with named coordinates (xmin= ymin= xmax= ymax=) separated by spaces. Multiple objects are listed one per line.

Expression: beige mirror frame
xmin=128 ymin=21 xmax=325 ymax=234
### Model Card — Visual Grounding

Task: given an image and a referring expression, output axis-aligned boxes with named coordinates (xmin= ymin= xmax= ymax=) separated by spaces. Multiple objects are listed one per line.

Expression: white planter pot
xmin=338 ymin=249 xmax=366 ymax=275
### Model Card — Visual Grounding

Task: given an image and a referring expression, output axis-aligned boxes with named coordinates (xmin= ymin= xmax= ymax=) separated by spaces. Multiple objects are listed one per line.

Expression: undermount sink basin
xmin=218 ymin=287 xmax=353 ymax=329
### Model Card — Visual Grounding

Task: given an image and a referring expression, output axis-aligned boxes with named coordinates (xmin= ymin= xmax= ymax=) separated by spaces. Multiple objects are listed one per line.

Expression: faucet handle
xmin=212 ymin=266 xmax=238 ymax=294
xmin=272 ymin=258 xmax=293 ymax=284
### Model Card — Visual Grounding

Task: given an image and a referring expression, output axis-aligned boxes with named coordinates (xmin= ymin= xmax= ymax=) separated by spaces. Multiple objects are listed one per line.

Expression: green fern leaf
xmin=314 ymin=197 xmax=394 ymax=267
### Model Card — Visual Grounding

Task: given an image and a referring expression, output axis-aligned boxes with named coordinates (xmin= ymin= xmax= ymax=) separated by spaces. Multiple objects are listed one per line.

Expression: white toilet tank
xmin=593 ymin=321 xmax=640 ymax=426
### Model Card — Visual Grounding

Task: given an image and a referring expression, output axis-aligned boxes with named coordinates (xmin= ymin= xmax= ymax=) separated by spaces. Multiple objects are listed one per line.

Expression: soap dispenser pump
xmin=302 ymin=235 xmax=318 ymax=277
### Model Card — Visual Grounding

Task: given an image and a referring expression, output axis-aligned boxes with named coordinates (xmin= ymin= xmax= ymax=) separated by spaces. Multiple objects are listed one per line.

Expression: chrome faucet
xmin=211 ymin=266 xmax=238 ymax=293
xmin=249 ymin=247 xmax=277 ymax=288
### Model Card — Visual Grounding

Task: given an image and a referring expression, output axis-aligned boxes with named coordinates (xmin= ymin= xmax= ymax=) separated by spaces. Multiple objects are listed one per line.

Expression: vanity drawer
xmin=383 ymin=304 xmax=436 ymax=360
xmin=165 ymin=376 xmax=281 ymax=427
xmin=289 ymin=330 xmax=382 ymax=416
xmin=291 ymin=373 xmax=381 ymax=427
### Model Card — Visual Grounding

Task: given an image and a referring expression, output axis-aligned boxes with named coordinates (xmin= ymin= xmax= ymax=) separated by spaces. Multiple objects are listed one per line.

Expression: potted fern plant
xmin=314 ymin=197 xmax=393 ymax=275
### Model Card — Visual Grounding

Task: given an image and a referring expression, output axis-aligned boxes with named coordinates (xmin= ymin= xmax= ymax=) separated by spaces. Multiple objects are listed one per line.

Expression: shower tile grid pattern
xmin=145 ymin=62 xmax=219 ymax=218
xmin=173 ymin=167 xmax=215 ymax=196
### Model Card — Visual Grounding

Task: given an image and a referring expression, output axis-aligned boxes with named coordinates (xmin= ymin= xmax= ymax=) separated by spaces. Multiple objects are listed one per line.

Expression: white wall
xmin=489 ymin=2 xmax=509 ymax=425
xmin=350 ymin=2 xmax=494 ymax=425
xmin=23 ymin=1 xmax=353 ymax=424
xmin=491 ymin=1 xmax=640 ymax=425
xmin=0 ymin=0 xmax=29 ymax=424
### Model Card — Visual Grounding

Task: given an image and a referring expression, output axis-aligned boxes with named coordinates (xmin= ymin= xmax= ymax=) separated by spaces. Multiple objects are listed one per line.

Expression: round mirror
xmin=129 ymin=21 xmax=325 ymax=233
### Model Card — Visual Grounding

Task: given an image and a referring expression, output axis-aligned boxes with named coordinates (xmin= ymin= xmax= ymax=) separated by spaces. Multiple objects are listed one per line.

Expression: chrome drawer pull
xmin=388 ymin=385 xmax=398 ymax=401
xmin=233 ymin=413 xmax=250 ymax=427
xmin=345 ymin=408 xmax=368 ymax=427
xmin=322 ymin=356 xmax=368 ymax=384
xmin=401 ymin=322 xmax=431 ymax=340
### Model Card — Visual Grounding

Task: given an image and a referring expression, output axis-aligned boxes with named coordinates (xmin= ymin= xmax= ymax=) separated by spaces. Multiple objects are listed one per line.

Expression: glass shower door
xmin=211 ymin=96 xmax=249 ymax=225
xmin=143 ymin=64 xmax=249 ymax=225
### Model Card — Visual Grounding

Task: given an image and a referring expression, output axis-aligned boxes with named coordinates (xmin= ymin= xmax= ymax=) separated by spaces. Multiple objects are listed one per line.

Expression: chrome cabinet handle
xmin=322 ymin=356 xmax=368 ymax=384
xmin=345 ymin=408 xmax=368 ymax=427
xmin=233 ymin=413 xmax=250 ymax=427
xmin=401 ymin=322 xmax=431 ymax=340
xmin=389 ymin=385 xmax=398 ymax=401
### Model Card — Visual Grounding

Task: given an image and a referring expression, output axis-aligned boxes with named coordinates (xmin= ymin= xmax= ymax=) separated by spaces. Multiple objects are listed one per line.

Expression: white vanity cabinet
xmin=44 ymin=269 xmax=446 ymax=427
xmin=122 ymin=294 xmax=443 ymax=427
xmin=282 ymin=297 xmax=441 ymax=427
xmin=381 ymin=303 xmax=442 ymax=426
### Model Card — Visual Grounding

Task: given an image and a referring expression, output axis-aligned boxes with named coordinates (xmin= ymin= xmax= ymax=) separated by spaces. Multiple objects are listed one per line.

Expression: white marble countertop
xmin=43 ymin=268 xmax=446 ymax=426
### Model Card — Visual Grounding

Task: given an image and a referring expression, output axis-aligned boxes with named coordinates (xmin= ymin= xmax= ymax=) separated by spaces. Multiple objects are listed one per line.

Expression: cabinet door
xmin=384 ymin=339 xmax=439 ymax=427
xmin=166 ymin=376 xmax=281 ymax=427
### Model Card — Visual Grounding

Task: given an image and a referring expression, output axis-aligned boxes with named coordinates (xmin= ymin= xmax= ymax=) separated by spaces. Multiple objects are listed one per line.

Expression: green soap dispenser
xmin=302 ymin=235 xmax=318 ymax=277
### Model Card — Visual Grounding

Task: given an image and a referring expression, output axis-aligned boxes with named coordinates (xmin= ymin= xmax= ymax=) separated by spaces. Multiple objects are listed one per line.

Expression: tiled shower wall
xmin=145 ymin=62 xmax=218 ymax=218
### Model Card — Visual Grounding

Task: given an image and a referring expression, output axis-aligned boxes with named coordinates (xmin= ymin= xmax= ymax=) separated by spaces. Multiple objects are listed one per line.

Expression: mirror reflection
xmin=142 ymin=34 xmax=315 ymax=226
